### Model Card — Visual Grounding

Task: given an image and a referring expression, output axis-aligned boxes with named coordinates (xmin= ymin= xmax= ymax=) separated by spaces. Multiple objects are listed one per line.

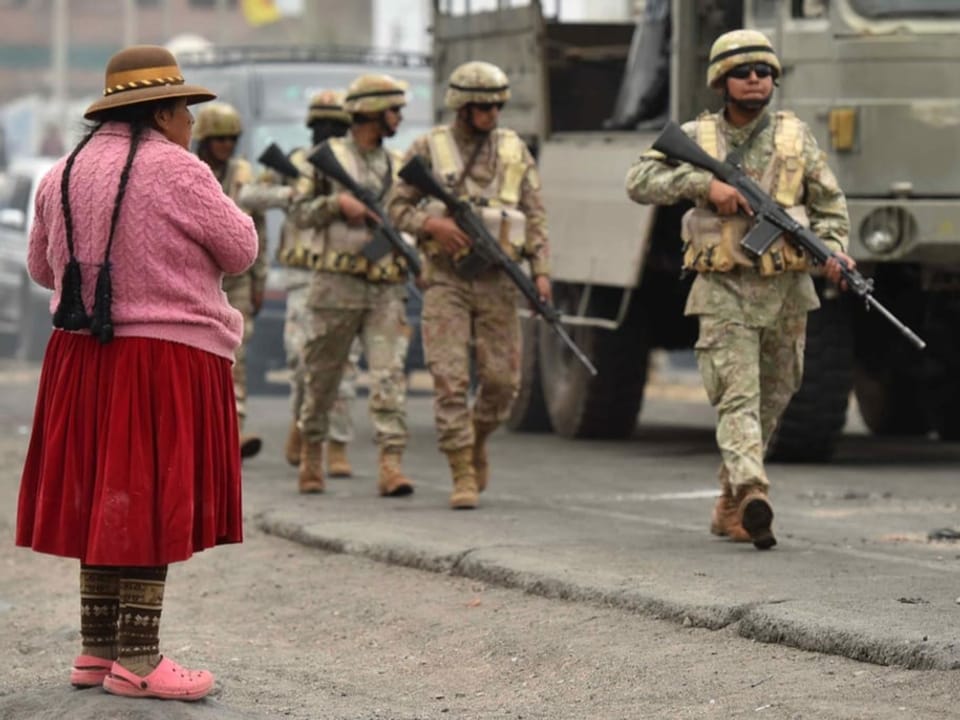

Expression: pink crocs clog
xmin=102 ymin=656 xmax=214 ymax=701
xmin=70 ymin=654 xmax=114 ymax=687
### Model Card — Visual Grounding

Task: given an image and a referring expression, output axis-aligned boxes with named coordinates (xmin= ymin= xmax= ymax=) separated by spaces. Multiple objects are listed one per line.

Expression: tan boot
xmin=472 ymin=421 xmax=497 ymax=493
xmin=735 ymin=485 xmax=776 ymax=550
xmin=710 ymin=486 xmax=750 ymax=542
xmin=283 ymin=419 xmax=301 ymax=467
xmin=326 ymin=440 xmax=353 ymax=478
xmin=377 ymin=448 xmax=413 ymax=497
xmin=446 ymin=447 xmax=479 ymax=509
xmin=298 ymin=439 xmax=325 ymax=494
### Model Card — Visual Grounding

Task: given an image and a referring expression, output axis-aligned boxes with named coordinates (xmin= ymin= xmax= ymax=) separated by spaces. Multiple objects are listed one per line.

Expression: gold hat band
xmin=103 ymin=64 xmax=184 ymax=96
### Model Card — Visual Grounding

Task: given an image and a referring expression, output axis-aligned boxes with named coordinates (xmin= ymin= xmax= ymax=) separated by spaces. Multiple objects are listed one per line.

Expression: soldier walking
xmin=625 ymin=30 xmax=855 ymax=549
xmin=239 ymin=91 xmax=359 ymax=478
xmin=388 ymin=62 xmax=551 ymax=510
xmin=194 ymin=102 xmax=268 ymax=459
xmin=292 ymin=74 xmax=414 ymax=497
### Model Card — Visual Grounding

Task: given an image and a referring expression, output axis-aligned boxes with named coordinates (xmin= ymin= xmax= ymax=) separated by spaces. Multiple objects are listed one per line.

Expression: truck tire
xmin=853 ymin=365 xmax=931 ymax=437
xmin=538 ymin=283 xmax=648 ymax=439
xmin=505 ymin=316 xmax=552 ymax=432
xmin=766 ymin=288 xmax=853 ymax=462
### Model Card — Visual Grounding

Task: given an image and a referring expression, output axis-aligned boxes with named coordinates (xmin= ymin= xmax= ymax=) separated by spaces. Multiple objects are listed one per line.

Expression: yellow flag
xmin=241 ymin=0 xmax=281 ymax=26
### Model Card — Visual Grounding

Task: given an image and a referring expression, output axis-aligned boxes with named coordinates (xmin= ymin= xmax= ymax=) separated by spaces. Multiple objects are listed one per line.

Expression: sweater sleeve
xmin=173 ymin=154 xmax=258 ymax=274
xmin=27 ymin=171 xmax=56 ymax=289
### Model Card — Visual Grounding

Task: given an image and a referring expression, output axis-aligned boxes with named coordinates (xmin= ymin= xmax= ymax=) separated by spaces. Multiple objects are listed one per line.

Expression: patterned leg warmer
xmin=79 ymin=564 xmax=120 ymax=660
xmin=117 ymin=565 xmax=168 ymax=676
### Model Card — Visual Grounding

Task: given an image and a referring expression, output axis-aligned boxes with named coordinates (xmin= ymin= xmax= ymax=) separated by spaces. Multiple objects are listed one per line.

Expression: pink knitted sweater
xmin=28 ymin=122 xmax=257 ymax=361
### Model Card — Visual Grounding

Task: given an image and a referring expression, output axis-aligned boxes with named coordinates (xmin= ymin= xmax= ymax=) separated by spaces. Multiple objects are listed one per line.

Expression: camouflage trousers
xmin=694 ymin=314 xmax=807 ymax=491
xmin=299 ymin=274 xmax=409 ymax=450
xmin=223 ymin=273 xmax=255 ymax=428
xmin=421 ymin=270 xmax=521 ymax=452
xmin=284 ymin=281 xmax=359 ymax=443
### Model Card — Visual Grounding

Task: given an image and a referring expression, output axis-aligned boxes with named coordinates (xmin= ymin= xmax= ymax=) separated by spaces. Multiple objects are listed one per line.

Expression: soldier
xmin=292 ymin=74 xmax=414 ymax=497
xmin=625 ymin=30 xmax=855 ymax=549
xmin=388 ymin=61 xmax=551 ymax=510
xmin=193 ymin=102 xmax=268 ymax=459
xmin=239 ymin=91 xmax=359 ymax=479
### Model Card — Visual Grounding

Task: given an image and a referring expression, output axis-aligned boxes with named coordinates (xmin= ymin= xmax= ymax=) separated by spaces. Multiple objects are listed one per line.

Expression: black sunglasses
xmin=387 ymin=105 xmax=404 ymax=114
xmin=727 ymin=62 xmax=775 ymax=80
xmin=472 ymin=102 xmax=505 ymax=112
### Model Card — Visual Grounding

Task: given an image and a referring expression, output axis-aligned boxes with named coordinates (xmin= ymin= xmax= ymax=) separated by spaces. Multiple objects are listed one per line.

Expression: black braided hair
xmin=52 ymin=125 xmax=101 ymax=331
xmin=54 ymin=99 xmax=177 ymax=343
xmin=90 ymin=123 xmax=144 ymax=344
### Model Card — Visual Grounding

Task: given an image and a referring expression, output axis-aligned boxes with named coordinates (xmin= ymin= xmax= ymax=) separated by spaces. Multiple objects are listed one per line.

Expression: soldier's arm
xmin=801 ymin=126 xmax=850 ymax=253
xmin=517 ymin=145 xmax=550 ymax=277
xmin=238 ymin=171 xmax=295 ymax=213
xmin=290 ymin=183 xmax=341 ymax=230
xmin=385 ymin=136 xmax=432 ymax=234
xmin=625 ymin=122 xmax=714 ymax=207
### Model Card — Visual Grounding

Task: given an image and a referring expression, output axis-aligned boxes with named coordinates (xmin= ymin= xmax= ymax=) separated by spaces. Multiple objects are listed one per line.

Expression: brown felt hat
xmin=84 ymin=45 xmax=216 ymax=120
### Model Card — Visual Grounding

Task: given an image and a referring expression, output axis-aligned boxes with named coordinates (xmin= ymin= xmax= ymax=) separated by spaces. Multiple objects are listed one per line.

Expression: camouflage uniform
xmin=388 ymin=61 xmax=550 ymax=508
xmin=292 ymin=75 xmax=414 ymax=496
xmin=625 ymin=59 xmax=848 ymax=499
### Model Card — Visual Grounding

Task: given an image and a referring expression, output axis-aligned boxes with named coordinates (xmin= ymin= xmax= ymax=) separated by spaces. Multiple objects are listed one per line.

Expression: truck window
xmin=849 ymin=0 xmax=960 ymax=17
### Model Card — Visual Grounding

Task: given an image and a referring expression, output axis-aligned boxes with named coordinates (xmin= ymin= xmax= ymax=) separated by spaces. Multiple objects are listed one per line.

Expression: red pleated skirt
xmin=16 ymin=330 xmax=243 ymax=566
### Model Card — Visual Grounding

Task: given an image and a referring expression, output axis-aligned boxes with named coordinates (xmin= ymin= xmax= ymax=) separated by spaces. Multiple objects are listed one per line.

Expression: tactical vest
xmin=276 ymin=147 xmax=320 ymax=270
xmin=317 ymin=137 xmax=409 ymax=283
xmin=423 ymin=126 xmax=528 ymax=262
xmin=681 ymin=111 xmax=810 ymax=276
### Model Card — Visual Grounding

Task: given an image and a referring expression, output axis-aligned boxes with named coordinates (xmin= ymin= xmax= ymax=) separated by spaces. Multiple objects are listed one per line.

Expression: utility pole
xmin=123 ymin=0 xmax=138 ymax=46
xmin=51 ymin=0 xmax=68 ymax=146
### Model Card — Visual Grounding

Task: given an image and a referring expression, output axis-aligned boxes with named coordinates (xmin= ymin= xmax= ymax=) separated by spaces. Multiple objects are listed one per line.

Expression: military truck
xmin=432 ymin=0 xmax=960 ymax=460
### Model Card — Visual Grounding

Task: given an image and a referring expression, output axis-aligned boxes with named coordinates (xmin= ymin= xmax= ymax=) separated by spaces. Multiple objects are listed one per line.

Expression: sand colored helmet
xmin=343 ymin=74 xmax=408 ymax=114
xmin=706 ymin=29 xmax=781 ymax=88
xmin=305 ymin=89 xmax=351 ymax=127
xmin=445 ymin=61 xmax=511 ymax=110
xmin=193 ymin=101 xmax=242 ymax=140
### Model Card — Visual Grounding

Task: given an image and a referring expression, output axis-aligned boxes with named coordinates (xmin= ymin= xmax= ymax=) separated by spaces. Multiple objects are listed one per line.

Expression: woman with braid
xmin=15 ymin=46 xmax=257 ymax=700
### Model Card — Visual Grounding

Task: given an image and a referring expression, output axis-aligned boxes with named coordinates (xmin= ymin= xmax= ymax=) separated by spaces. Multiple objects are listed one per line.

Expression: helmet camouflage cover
xmin=445 ymin=61 xmax=511 ymax=110
xmin=305 ymin=89 xmax=350 ymax=127
xmin=192 ymin=101 xmax=242 ymax=140
xmin=707 ymin=29 xmax=781 ymax=88
xmin=343 ymin=74 xmax=408 ymax=114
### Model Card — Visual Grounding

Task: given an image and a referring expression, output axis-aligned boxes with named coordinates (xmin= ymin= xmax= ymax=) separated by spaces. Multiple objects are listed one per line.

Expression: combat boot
xmin=298 ymin=439 xmax=325 ymax=494
xmin=283 ymin=419 xmax=300 ymax=467
xmin=240 ymin=433 xmax=262 ymax=460
xmin=446 ymin=447 xmax=479 ymax=510
xmin=472 ymin=421 xmax=497 ymax=493
xmin=709 ymin=486 xmax=750 ymax=542
xmin=735 ymin=485 xmax=776 ymax=550
xmin=377 ymin=448 xmax=414 ymax=496
xmin=327 ymin=440 xmax=353 ymax=478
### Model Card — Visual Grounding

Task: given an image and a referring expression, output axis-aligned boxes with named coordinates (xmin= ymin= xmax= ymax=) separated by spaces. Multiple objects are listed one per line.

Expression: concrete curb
xmin=257 ymin=510 xmax=960 ymax=671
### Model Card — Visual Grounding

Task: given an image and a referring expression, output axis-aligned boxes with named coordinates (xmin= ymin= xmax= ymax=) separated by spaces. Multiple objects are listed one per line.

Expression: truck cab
xmin=432 ymin=0 xmax=960 ymax=458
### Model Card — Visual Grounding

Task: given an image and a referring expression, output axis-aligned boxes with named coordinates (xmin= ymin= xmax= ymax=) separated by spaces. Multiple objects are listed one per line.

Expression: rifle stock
xmin=307 ymin=142 xmax=421 ymax=277
xmin=649 ymin=121 xmax=926 ymax=351
xmin=257 ymin=142 xmax=302 ymax=180
xmin=398 ymin=155 xmax=598 ymax=375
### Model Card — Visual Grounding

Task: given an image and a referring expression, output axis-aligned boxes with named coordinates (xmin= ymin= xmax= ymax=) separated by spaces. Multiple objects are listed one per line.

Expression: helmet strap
xmin=458 ymin=105 xmax=493 ymax=136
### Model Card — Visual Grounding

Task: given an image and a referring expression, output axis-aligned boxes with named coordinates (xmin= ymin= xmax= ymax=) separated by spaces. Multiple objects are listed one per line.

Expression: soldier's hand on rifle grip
xmin=534 ymin=275 xmax=552 ymax=309
xmin=337 ymin=192 xmax=374 ymax=226
xmin=708 ymin=179 xmax=753 ymax=217
xmin=825 ymin=251 xmax=856 ymax=291
xmin=423 ymin=216 xmax=471 ymax=256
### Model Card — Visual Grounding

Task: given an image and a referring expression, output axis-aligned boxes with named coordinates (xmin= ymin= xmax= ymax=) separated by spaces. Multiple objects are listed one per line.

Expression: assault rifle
xmin=257 ymin=142 xmax=303 ymax=181
xmin=398 ymin=155 xmax=598 ymax=376
xmin=307 ymin=141 xmax=421 ymax=277
xmin=651 ymin=121 xmax=926 ymax=350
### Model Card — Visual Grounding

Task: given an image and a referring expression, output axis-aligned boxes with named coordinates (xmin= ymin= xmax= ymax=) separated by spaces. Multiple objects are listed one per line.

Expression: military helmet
xmin=707 ymin=29 xmax=781 ymax=88
xmin=343 ymin=74 xmax=408 ymax=115
xmin=305 ymin=89 xmax=350 ymax=127
xmin=192 ymin=101 xmax=242 ymax=140
xmin=445 ymin=61 xmax=511 ymax=110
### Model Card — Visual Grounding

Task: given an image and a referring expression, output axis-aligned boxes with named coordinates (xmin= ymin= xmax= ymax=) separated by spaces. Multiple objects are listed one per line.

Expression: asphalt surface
xmin=234 ymin=366 xmax=960 ymax=673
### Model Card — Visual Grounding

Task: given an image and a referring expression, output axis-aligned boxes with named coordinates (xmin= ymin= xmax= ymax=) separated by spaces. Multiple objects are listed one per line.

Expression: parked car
xmin=178 ymin=47 xmax=432 ymax=394
xmin=0 ymin=156 xmax=56 ymax=361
